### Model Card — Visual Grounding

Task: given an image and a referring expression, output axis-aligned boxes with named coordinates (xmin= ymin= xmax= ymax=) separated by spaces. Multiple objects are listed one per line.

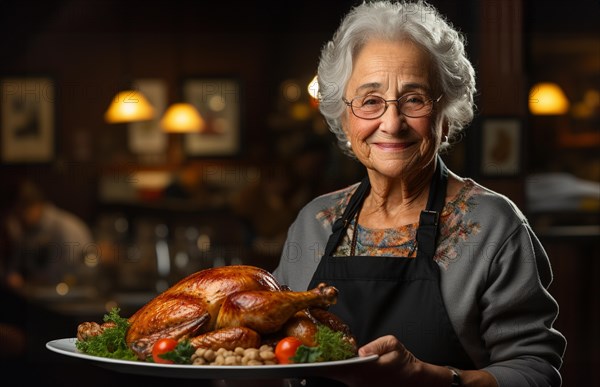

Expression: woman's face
xmin=343 ymin=39 xmax=440 ymax=179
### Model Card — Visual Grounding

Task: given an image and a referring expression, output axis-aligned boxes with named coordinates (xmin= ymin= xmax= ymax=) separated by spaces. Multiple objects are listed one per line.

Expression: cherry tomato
xmin=152 ymin=338 xmax=178 ymax=364
xmin=275 ymin=336 xmax=303 ymax=364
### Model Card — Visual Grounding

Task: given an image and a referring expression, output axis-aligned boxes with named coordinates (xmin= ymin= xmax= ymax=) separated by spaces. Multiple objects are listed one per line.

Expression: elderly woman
xmin=273 ymin=1 xmax=566 ymax=386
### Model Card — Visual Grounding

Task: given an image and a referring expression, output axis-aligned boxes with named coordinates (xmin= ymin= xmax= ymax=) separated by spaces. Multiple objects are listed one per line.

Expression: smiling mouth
xmin=373 ymin=142 xmax=416 ymax=150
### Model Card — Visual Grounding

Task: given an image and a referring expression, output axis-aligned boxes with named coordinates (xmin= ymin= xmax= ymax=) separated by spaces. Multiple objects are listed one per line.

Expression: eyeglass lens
xmin=350 ymin=94 xmax=432 ymax=119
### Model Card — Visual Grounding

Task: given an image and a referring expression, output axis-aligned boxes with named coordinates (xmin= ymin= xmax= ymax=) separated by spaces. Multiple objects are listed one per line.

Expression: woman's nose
xmin=379 ymin=103 xmax=406 ymax=133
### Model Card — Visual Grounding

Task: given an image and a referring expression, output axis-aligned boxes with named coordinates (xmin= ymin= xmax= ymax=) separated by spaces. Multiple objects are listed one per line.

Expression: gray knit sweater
xmin=273 ymin=178 xmax=566 ymax=387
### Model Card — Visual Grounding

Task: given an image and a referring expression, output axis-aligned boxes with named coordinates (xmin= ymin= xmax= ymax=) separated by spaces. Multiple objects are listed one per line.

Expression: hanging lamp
xmin=160 ymin=102 xmax=205 ymax=133
xmin=104 ymin=7 xmax=155 ymax=124
xmin=529 ymin=82 xmax=570 ymax=115
xmin=104 ymin=89 xmax=155 ymax=123
xmin=160 ymin=15 xmax=203 ymax=134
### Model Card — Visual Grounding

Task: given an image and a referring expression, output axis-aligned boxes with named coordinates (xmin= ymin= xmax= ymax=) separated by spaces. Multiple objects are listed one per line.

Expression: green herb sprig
xmin=157 ymin=340 xmax=196 ymax=364
xmin=291 ymin=325 xmax=356 ymax=363
xmin=75 ymin=307 xmax=137 ymax=360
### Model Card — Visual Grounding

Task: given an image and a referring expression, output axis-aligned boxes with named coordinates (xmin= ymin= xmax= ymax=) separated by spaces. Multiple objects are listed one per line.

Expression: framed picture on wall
xmin=1 ymin=77 xmax=55 ymax=163
xmin=182 ymin=78 xmax=241 ymax=157
xmin=480 ymin=117 xmax=522 ymax=177
xmin=128 ymin=78 xmax=168 ymax=156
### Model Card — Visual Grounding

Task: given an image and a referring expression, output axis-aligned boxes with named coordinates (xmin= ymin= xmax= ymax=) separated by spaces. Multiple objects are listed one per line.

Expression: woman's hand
xmin=326 ymin=335 xmax=497 ymax=387
xmin=358 ymin=334 xmax=419 ymax=370
xmin=323 ymin=335 xmax=448 ymax=387
xmin=338 ymin=335 xmax=424 ymax=387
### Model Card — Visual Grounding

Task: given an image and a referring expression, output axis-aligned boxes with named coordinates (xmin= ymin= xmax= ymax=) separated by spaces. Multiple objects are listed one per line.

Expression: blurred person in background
xmin=2 ymin=178 xmax=93 ymax=289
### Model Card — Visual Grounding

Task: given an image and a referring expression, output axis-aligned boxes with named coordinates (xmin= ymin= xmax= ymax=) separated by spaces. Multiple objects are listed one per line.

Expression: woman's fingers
xmin=358 ymin=335 xmax=402 ymax=356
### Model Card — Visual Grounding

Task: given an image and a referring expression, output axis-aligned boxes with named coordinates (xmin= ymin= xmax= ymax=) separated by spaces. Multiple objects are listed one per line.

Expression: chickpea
xmin=203 ymin=349 xmax=215 ymax=362
xmin=245 ymin=348 xmax=260 ymax=361
xmin=259 ymin=350 xmax=275 ymax=360
xmin=192 ymin=357 xmax=206 ymax=365
xmin=191 ymin=345 xmax=277 ymax=366
xmin=224 ymin=356 xmax=237 ymax=365
xmin=195 ymin=347 xmax=206 ymax=357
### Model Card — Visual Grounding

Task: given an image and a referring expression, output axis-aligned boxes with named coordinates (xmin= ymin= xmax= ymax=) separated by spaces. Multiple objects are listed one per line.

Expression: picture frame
xmin=480 ymin=117 xmax=522 ymax=177
xmin=1 ymin=77 xmax=55 ymax=163
xmin=127 ymin=78 xmax=168 ymax=155
xmin=182 ymin=78 xmax=241 ymax=157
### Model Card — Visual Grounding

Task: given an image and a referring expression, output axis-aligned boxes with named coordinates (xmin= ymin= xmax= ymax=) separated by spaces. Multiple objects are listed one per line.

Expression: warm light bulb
xmin=529 ymin=82 xmax=570 ymax=115
xmin=55 ymin=282 xmax=69 ymax=296
xmin=160 ymin=103 xmax=205 ymax=133
xmin=104 ymin=89 xmax=155 ymax=123
xmin=307 ymin=75 xmax=319 ymax=100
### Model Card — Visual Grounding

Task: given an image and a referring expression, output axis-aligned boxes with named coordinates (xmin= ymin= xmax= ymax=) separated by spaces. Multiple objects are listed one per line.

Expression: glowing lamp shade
xmin=104 ymin=89 xmax=155 ymax=123
xmin=160 ymin=103 xmax=205 ymax=133
xmin=529 ymin=82 xmax=570 ymax=115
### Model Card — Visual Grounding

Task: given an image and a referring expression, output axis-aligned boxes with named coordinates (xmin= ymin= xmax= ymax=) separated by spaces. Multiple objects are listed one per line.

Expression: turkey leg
xmin=215 ymin=283 xmax=338 ymax=334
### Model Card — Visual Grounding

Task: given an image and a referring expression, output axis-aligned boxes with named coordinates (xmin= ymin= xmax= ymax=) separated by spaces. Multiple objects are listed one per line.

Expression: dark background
xmin=0 ymin=1 xmax=598 ymax=386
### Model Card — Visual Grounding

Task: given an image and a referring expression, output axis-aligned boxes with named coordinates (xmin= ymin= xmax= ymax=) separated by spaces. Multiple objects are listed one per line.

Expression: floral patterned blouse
xmin=318 ymin=179 xmax=482 ymax=269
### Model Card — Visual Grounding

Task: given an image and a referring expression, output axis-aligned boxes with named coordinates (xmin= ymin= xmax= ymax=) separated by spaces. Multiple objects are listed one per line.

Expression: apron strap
xmin=415 ymin=156 xmax=449 ymax=259
xmin=323 ymin=155 xmax=448 ymax=259
xmin=426 ymin=155 xmax=449 ymax=213
xmin=323 ymin=176 xmax=370 ymax=257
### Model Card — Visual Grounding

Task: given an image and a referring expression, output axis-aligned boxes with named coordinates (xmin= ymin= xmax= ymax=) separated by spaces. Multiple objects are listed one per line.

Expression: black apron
xmin=308 ymin=156 xmax=474 ymax=370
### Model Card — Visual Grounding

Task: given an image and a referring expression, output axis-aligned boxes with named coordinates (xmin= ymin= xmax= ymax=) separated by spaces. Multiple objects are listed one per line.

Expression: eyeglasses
xmin=343 ymin=93 xmax=442 ymax=120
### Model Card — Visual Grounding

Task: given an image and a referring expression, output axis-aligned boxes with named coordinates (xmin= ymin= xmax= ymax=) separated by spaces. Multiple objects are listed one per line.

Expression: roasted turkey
xmin=77 ymin=265 xmax=356 ymax=360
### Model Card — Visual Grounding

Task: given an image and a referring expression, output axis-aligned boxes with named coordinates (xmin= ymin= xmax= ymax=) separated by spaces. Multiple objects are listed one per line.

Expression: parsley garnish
xmin=158 ymin=340 xmax=196 ymax=364
xmin=291 ymin=325 xmax=356 ymax=363
xmin=75 ymin=307 xmax=137 ymax=360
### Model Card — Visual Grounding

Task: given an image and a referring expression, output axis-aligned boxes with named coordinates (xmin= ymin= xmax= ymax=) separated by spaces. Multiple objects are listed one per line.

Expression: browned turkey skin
xmin=76 ymin=265 xmax=356 ymax=360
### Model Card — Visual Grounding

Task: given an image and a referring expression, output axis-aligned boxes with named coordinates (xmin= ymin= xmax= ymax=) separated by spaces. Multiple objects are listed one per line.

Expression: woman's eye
xmin=361 ymin=97 xmax=382 ymax=106
xmin=404 ymin=94 xmax=426 ymax=104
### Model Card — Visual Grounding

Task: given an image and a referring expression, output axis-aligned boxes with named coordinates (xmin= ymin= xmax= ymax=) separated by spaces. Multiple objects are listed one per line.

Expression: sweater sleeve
xmin=272 ymin=199 xmax=331 ymax=291
xmin=480 ymin=224 xmax=566 ymax=386
xmin=272 ymin=219 xmax=299 ymax=288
